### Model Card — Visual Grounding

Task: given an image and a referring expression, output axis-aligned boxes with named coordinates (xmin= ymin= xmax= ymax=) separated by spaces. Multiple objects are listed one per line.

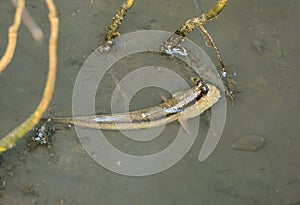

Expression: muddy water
xmin=1 ymin=0 xmax=300 ymax=204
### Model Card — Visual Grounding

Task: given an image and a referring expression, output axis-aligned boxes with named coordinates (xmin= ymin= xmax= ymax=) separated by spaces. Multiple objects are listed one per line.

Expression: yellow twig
xmin=203 ymin=0 xmax=228 ymax=21
xmin=0 ymin=0 xmax=25 ymax=74
xmin=0 ymin=0 xmax=59 ymax=153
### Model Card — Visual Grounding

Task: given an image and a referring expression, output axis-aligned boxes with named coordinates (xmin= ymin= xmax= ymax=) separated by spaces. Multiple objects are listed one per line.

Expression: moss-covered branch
xmin=175 ymin=0 xmax=228 ymax=37
xmin=103 ymin=0 xmax=135 ymax=45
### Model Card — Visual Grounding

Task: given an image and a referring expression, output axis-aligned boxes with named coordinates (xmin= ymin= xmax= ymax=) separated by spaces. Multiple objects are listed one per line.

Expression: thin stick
xmin=11 ymin=0 xmax=44 ymax=42
xmin=199 ymin=24 xmax=236 ymax=99
xmin=103 ymin=0 xmax=135 ymax=47
xmin=198 ymin=24 xmax=226 ymax=76
xmin=0 ymin=0 xmax=59 ymax=153
xmin=0 ymin=0 xmax=25 ymax=74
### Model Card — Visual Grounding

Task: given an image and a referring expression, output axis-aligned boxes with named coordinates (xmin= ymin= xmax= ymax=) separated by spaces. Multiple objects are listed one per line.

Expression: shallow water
xmin=1 ymin=0 xmax=300 ymax=204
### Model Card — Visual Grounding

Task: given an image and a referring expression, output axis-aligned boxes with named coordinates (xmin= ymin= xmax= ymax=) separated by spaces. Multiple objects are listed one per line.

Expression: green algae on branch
xmin=175 ymin=0 xmax=228 ymax=37
xmin=103 ymin=0 xmax=135 ymax=47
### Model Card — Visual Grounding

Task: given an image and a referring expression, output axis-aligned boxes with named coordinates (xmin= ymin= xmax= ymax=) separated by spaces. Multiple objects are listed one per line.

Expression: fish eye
xmin=198 ymin=81 xmax=209 ymax=93
xmin=196 ymin=80 xmax=203 ymax=86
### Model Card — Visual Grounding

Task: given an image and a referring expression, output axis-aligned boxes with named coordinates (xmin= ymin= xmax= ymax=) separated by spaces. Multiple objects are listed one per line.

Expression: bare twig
xmin=0 ymin=0 xmax=59 ymax=153
xmin=0 ymin=0 xmax=24 ymax=74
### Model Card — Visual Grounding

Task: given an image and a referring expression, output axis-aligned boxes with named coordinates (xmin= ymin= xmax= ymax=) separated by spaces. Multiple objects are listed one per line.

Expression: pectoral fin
xmin=178 ymin=116 xmax=190 ymax=134
xmin=160 ymin=93 xmax=168 ymax=102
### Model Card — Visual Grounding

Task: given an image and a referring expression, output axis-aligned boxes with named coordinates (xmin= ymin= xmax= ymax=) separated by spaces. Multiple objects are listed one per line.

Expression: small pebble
xmin=231 ymin=134 xmax=265 ymax=151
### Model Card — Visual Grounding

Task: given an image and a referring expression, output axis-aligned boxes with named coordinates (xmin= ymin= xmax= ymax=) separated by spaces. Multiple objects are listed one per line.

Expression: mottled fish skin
xmin=44 ymin=84 xmax=220 ymax=130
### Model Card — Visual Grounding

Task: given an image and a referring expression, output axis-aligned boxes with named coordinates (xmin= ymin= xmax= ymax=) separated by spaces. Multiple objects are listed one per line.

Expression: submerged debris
xmin=23 ymin=184 xmax=36 ymax=196
xmin=27 ymin=122 xmax=55 ymax=149
xmin=231 ymin=134 xmax=265 ymax=151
